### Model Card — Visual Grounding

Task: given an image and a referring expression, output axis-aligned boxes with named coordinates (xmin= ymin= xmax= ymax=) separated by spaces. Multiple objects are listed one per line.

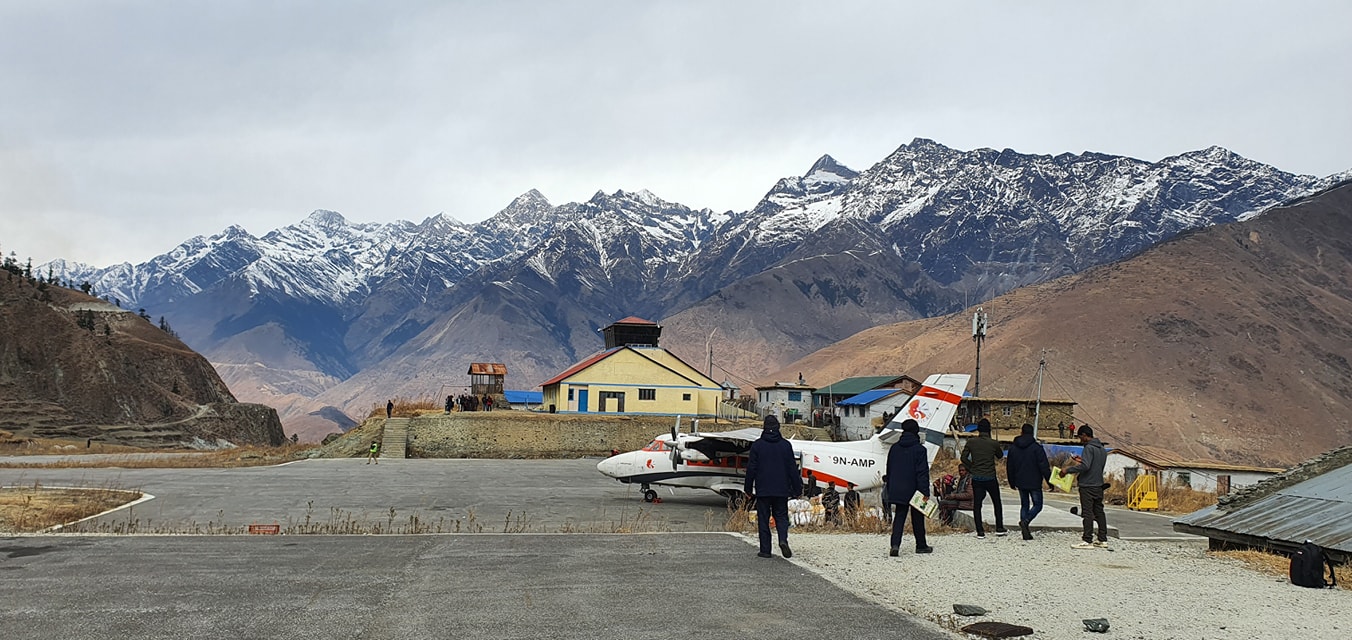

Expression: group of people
xmin=805 ymin=477 xmax=862 ymax=526
xmin=743 ymin=414 xmax=1111 ymax=559
xmin=447 ymin=394 xmax=495 ymax=412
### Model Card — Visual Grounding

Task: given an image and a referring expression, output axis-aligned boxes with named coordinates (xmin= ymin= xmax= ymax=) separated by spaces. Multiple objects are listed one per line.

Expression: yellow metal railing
xmin=1128 ymin=473 xmax=1159 ymax=511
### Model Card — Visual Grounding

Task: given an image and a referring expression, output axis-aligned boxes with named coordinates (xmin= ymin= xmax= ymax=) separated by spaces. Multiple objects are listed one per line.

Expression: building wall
xmin=542 ymin=348 xmax=722 ymax=416
xmin=1104 ymin=453 xmax=1278 ymax=492
xmin=838 ymin=397 xmax=910 ymax=441
xmin=757 ymin=387 xmax=813 ymax=422
xmin=957 ymin=400 xmax=1075 ymax=433
xmin=401 ymin=412 xmax=818 ymax=458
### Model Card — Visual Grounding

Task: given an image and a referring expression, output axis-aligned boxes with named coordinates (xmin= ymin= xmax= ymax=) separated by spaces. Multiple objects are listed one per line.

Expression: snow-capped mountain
xmin=43 ymin=139 xmax=1346 ymax=440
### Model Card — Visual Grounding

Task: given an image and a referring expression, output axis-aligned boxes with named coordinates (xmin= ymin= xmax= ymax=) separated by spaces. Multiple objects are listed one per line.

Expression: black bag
xmin=1290 ymin=541 xmax=1338 ymax=588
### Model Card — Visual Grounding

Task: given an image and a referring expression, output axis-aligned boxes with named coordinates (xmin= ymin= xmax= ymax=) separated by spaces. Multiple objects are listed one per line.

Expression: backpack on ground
xmin=1290 ymin=540 xmax=1338 ymax=588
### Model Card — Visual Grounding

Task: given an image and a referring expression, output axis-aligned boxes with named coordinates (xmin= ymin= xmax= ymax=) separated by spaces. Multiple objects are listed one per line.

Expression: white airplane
xmin=596 ymin=373 xmax=970 ymax=505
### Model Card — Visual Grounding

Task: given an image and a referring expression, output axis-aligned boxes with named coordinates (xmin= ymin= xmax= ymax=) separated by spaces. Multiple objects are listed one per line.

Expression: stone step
xmin=381 ymin=417 xmax=409 ymax=459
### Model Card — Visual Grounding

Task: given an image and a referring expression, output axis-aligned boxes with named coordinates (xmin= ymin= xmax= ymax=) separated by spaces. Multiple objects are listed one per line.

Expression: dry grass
xmin=1098 ymin=472 xmax=1217 ymax=514
xmin=63 ymin=501 xmax=684 ymax=535
xmin=721 ymin=497 xmax=965 ymax=537
xmin=1212 ymin=549 xmax=1350 ymax=591
xmin=1157 ymin=481 xmax=1218 ymax=513
xmin=0 ymin=483 xmax=140 ymax=532
xmin=0 ymin=443 xmax=317 ymax=469
xmin=365 ymin=396 xmax=442 ymax=419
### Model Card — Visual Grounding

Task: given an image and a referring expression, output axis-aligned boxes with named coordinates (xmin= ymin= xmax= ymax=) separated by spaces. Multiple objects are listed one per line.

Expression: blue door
xmin=578 ymin=389 xmax=589 ymax=412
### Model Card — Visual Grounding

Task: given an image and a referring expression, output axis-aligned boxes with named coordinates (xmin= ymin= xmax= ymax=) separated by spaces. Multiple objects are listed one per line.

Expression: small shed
xmin=1105 ymin=445 xmax=1282 ymax=493
xmin=468 ymin=363 xmax=507 ymax=396
xmin=835 ymin=388 xmax=913 ymax=441
xmin=502 ymin=390 xmax=543 ymax=410
xmin=754 ymin=381 xmax=815 ymax=424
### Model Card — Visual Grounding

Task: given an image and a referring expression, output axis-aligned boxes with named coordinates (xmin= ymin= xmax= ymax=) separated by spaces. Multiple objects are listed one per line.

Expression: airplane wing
xmin=683 ymin=428 xmax=762 ymax=458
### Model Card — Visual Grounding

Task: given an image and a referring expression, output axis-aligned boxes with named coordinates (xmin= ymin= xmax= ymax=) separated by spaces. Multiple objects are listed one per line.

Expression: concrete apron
xmin=950 ymin=490 xmax=1121 ymax=538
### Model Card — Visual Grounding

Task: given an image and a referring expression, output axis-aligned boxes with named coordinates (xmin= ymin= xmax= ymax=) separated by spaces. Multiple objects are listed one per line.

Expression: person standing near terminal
xmin=386 ymin=399 xmax=394 ymax=419
xmin=1063 ymin=425 xmax=1109 ymax=549
xmin=744 ymin=415 xmax=802 ymax=559
xmin=960 ymin=418 xmax=1008 ymax=538
xmin=1006 ymin=423 xmax=1053 ymax=540
xmin=885 ymin=418 xmax=932 ymax=556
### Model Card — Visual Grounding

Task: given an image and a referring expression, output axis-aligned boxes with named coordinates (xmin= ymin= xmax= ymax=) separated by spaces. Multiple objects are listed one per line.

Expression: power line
xmin=1042 ymin=364 xmax=1118 ymax=442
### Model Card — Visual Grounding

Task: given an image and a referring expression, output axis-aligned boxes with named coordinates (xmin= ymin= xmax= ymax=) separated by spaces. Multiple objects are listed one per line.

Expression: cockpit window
xmin=641 ymin=440 xmax=668 ymax=452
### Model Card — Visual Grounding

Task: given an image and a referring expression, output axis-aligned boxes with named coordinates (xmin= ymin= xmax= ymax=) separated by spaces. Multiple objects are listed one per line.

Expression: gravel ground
xmin=769 ymin=531 xmax=1350 ymax=639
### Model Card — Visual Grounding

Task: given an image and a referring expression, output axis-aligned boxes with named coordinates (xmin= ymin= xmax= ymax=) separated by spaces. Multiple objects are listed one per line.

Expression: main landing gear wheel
xmin=722 ymin=490 xmax=749 ymax=510
xmin=643 ymin=489 xmax=658 ymax=502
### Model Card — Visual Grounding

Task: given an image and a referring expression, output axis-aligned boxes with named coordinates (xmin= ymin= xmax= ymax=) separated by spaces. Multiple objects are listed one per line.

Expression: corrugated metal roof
xmin=1110 ymin=445 xmax=1285 ymax=474
xmin=467 ymin=363 xmax=507 ymax=375
xmin=1174 ymin=462 xmax=1352 ymax=555
xmin=611 ymin=316 xmax=657 ymax=325
xmin=836 ymin=388 xmax=908 ymax=406
xmin=503 ymin=390 xmax=542 ymax=404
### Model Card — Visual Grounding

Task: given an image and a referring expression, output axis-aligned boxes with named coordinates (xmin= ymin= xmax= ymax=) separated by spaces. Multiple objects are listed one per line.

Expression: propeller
xmin=670 ymin=416 xmax=683 ymax=467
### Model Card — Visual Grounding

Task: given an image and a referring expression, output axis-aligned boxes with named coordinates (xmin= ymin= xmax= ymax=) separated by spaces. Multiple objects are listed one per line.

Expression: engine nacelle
xmin=679 ymin=449 xmax=711 ymax=462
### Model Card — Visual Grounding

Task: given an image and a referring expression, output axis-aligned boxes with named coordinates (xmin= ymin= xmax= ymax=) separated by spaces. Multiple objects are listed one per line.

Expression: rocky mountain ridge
xmin=45 ymin=139 xmax=1348 ymax=441
xmin=765 ymin=179 xmax=1352 ymax=466
xmin=0 ymin=270 xmax=285 ymax=448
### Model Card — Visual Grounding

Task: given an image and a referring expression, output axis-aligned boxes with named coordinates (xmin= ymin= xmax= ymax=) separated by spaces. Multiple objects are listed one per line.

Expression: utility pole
xmin=972 ymin=307 xmax=988 ymax=398
xmin=705 ymin=328 xmax=717 ymax=379
xmin=1033 ymin=354 xmax=1046 ymax=440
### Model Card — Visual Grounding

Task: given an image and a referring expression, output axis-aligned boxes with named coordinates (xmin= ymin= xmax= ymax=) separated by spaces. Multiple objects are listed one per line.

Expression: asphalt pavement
xmin=0 ymin=534 xmax=952 ymax=640
xmin=0 ymin=458 xmax=733 ymax=534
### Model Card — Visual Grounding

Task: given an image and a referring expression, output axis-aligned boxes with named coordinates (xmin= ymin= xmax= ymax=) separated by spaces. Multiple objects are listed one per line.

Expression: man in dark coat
xmin=1006 ymin=423 xmax=1053 ymax=540
xmin=960 ymin=418 xmax=1007 ymax=538
xmin=885 ymin=418 xmax=933 ymax=556
xmin=744 ymin=415 xmax=802 ymax=558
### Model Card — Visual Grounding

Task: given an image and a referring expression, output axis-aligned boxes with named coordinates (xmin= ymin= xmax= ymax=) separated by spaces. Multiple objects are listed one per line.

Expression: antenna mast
xmin=1033 ymin=353 xmax=1046 ymax=440
xmin=972 ymin=307 xmax=988 ymax=398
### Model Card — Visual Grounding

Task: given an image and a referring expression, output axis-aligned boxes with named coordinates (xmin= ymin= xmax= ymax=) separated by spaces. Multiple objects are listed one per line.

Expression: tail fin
xmin=877 ymin=374 xmax=970 ymax=460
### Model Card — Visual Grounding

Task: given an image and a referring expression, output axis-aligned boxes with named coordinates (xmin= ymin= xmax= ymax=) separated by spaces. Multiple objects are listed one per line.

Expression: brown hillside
xmin=769 ymin=181 xmax=1352 ymax=467
xmin=0 ymin=273 xmax=285 ymax=447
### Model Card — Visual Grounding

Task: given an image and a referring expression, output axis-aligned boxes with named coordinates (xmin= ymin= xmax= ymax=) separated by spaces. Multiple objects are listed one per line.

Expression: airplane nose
xmin=597 ymin=455 xmax=620 ymax=478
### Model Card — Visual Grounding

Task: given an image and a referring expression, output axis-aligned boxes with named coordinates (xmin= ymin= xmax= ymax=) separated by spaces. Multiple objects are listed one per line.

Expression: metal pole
xmin=1033 ymin=355 xmax=1045 ymax=440
xmin=706 ymin=328 xmax=716 ymax=379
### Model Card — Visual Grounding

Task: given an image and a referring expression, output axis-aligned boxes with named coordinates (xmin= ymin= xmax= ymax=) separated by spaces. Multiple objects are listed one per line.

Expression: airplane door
xmin=578 ymin=389 xmax=589 ymax=412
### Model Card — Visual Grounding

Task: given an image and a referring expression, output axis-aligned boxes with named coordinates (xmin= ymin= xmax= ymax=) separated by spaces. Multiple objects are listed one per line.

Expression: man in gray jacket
xmin=1062 ymin=425 xmax=1108 ymax=548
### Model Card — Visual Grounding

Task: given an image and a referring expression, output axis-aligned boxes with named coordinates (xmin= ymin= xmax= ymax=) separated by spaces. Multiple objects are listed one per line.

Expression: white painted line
xmin=35 ymin=488 xmax=155 ymax=533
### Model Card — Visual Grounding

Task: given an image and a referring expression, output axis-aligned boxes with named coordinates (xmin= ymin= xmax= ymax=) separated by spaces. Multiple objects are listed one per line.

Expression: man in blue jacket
xmin=744 ymin=415 xmax=802 ymax=558
xmin=885 ymin=419 xmax=933 ymax=556
xmin=1006 ymin=423 xmax=1053 ymax=540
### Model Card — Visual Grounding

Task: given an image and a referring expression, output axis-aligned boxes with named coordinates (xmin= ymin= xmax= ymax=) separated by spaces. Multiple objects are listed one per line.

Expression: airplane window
xmin=642 ymin=439 xmax=667 ymax=452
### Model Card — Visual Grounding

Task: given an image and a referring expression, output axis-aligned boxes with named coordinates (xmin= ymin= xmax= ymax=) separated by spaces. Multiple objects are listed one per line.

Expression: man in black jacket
xmin=1006 ymin=423 xmax=1053 ymax=540
xmin=744 ymin=415 xmax=802 ymax=558
xmin=885 ymin=418 xmax=933 ymax=556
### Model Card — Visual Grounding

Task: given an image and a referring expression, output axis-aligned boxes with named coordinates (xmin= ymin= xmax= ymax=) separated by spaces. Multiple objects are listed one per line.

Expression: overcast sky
xmin=2 ymin=1 xmax=1350 ymax=267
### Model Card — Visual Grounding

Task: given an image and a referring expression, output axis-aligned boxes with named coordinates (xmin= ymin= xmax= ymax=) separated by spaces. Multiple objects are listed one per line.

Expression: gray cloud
xmin=2 ymin=1 xmax=1349 ymax=266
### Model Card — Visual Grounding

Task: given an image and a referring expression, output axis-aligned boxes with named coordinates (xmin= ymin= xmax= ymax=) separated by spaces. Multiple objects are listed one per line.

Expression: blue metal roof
xmin=503 ymin=390 xmax=543 ymax=405
xmin=1175 ymin=461 xmax=1352 ymax=557
xmin=836 ymin=388 xmax=908 ymax=406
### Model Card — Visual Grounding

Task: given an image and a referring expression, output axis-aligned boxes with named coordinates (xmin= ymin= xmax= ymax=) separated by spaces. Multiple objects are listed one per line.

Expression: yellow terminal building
xmin=540 ymin=316 xmax=724 ymax=416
